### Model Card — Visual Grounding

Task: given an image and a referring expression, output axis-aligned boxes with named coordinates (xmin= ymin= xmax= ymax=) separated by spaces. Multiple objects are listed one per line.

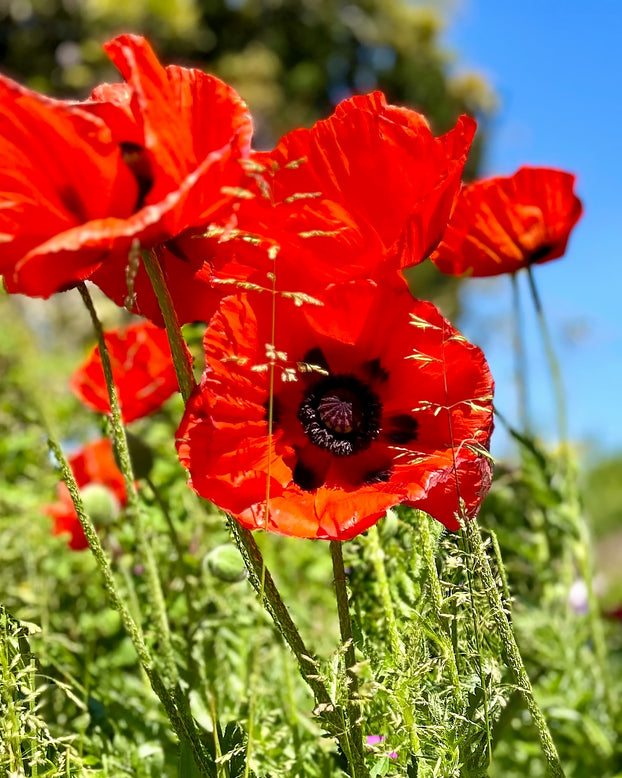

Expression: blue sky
xmin=441 ymin=0 xmax=622 ymax=455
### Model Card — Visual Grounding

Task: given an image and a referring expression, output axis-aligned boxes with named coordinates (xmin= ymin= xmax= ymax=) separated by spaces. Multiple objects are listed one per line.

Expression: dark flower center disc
xmin=298 ymin=374 xmax=382 ymax=456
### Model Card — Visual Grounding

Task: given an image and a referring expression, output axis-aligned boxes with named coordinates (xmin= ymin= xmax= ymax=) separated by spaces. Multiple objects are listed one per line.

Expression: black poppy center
xmin=298 ymin=374 xmax=382 ymax=456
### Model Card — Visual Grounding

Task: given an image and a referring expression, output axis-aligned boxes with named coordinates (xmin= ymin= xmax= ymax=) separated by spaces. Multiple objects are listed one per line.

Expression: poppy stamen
xmin=298 ymin=374 xmax=382 ymax=456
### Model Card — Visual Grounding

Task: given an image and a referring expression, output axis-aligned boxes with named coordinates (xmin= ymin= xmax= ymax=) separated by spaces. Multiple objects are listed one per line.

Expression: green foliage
xmin=0 ymin=0 xmax=495 ymax=146
xmin=479 ymin=437 xmax=622 ymax=778
xmin=582 ymin=452 xmax=622 ymax=538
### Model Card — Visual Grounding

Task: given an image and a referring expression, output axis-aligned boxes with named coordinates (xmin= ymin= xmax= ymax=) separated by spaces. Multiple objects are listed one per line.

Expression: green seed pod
xmin=80 ymin=483 xmax=121 ymax=526
xmin=204 ymin=544 xmax=247 ymax=583
xmin=113 ymin=431 xmax=154 ymax=480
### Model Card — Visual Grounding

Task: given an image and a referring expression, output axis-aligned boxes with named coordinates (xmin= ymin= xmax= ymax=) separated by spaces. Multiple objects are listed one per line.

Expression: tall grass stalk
xmin=464 ymin=518 xmax=566 ymax=778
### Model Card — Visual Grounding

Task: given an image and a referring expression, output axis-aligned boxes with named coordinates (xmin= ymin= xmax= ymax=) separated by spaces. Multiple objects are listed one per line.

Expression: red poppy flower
xmin=431 ymin=166 xmax=583 ymax=277
xmin=70 ymin=321 xmax=184 ymax=423
xmin=259 ymin=92 xmax=477 ymax=268
xmin=0 ymin=35 xmax=252 ymax=300
xmin=0 ymin=77 xmax=137 ymax=294
xmin=167 ymin=92 xmax=476 ymax=326
xmin=176 ymin=281 xmax=494 ymax=540
xmin=44 ymin=439 xmax=127 ymax=550
xmin=88 ymin=34 xmax=254 ymax=321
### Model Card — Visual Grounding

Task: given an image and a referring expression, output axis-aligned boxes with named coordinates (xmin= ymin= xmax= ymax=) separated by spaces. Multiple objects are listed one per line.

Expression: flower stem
xmin=366 ymin=524 xmax=423 ymax=755
xmin=330 ymin=540 xmax=365 ymax=768
xmin=511 ymin=273 xmax=531 ymax=432
xmin=10 ymin=295 xmax=210 ymax=775
xmin=77 ymin=283 xmax=177 ymax=687
xmin=139 ymin=248 xmax=368 ymax=773
xmin=526 ymin=267 xmax=613 ymax=717
xmin=229 ymin=522 xmax=369 ymax=777
xmin=416 ymin=512 xmax=462 ymax=701
xmin=464 ymin=519 xmax=566 ymax=778
xmin=141 ymin=249 xmax=196 ymax=403
xmin=366 ymin=525 xmax=401 ymax=657
xmin=525 ymin=267 xmax=566 ymax=444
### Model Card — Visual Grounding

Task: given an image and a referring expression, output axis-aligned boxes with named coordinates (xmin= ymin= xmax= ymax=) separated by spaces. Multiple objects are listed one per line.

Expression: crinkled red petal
xmin=102 ymin=35 xmax=253 ymax=204
xmin=264 ymin=92 xmax=475 ymax=265
xmin=431 ymin=166 xmax=583 ymax=277
xmin=0 ymin=75 xmax=138 ymax=293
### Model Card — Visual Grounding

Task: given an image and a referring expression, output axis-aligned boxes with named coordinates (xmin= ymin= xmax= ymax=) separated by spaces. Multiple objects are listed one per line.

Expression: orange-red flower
xmin=44 ymin=439 xmax=127 ymax=550
xmin=176 ymin=281 xmax=494 ymax=540
xmin=0 ymin=35 xmax=252 ymax=300
xmin=167 ymin=92 xmax=476 ymax=326
xmin=70 ymin=321 xmax=183 ymax=423
xmin=431 ymin=166 xmax=583 ymax=277
xmin=259 ymin=92 xmax=476 ymax=270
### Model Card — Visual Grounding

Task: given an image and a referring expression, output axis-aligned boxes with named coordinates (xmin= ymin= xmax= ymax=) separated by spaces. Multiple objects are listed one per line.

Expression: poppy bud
xmin=204 ymin=544 xmax=247 ymax=583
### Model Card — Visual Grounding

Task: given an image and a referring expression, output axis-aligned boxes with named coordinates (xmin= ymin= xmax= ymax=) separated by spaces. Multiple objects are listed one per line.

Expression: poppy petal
xmin=431 ymin=166 xmax=583 ymax=277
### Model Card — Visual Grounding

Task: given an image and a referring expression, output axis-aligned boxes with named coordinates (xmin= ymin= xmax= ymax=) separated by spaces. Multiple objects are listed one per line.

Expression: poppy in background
xmin=70 ymin=320 xmax=184 ymax=423
xmin=431 ymin=166 xmax=582 ymax=277
xmin=176 ymin=281 xmax=494 ymax=540
xmin=0 ymin=35 xmax=252 ymax=301
xmin=44 ymin=439 xmax=127 ymax=550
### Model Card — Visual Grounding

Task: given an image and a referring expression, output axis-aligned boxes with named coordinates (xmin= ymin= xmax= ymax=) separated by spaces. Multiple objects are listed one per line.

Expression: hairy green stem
xmin=464 ymin=519 xmax=566 ymax=778
xmin=141 ymin=249 xmax=196 ymax=403
xmin=330 ymin=540 xmax=366 ymax=772
xmin=416 ymin=512 xmax=462 ymax=700
xmin=229 ymin=522 xmax=369 ymax=776
xmin=77 ymin=282 xmax=178 ymax=687
xmin=366 ymin=525 xmax=424 ymax=751
xmin=5 ymin=298 xmax=210 ymax=768
xmin=525 ymin=267 xmax=566 ymax=444
xmin=487 ymin=528 xmax=512 ymax=612
xmin=367 ymin=525 xmax=402 ymax=657
xmin=460 ymin=527 xmax=492 ymax=762
xmin=46 ymin=430 xmax=211 ymax=776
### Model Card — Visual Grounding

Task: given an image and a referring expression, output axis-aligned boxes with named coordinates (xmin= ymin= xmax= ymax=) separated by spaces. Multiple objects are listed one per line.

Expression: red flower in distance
xmin=44 ymin=439 xmax=127 ymax=550
xmin=176 ymin=282 xmax=494 ymax=540
xmin=431 ymin=166 xmax=583 ymax=277
xmin=70 ymin=321 xmax=183 ymax=423
xmin=0 ymin=35 xmax=252 ymax=299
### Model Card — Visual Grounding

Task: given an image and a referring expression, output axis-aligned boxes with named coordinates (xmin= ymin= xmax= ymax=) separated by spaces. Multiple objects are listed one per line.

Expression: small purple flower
xmin=366 ymin=735 xmax=397 ymax=759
